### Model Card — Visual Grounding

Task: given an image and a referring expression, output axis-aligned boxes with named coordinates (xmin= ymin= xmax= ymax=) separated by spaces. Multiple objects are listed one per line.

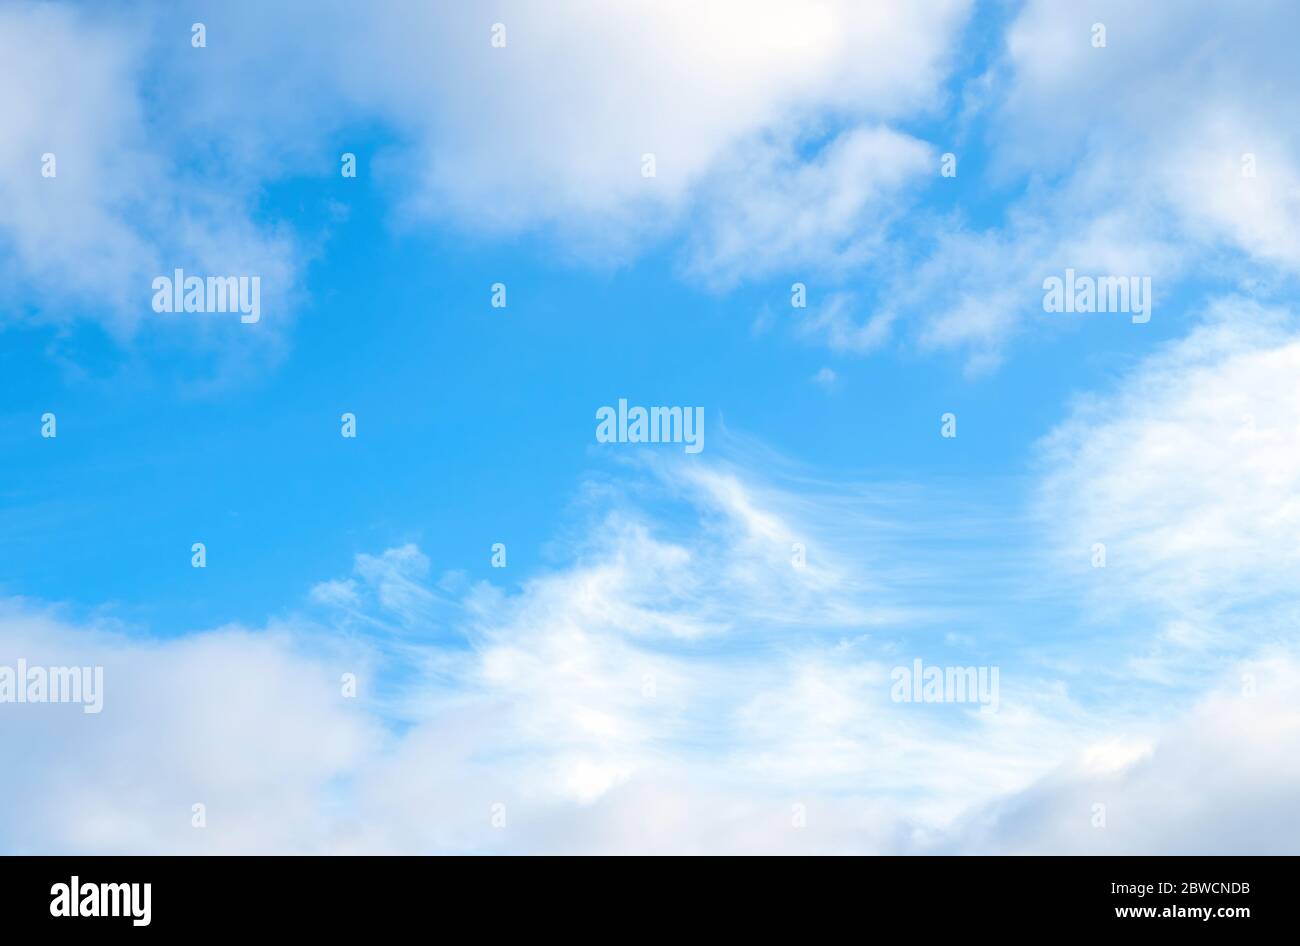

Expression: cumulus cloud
xmin=7 ymin=1 xmax=1300 ymax=857
xmin=0 ymin=602 xmax=377 ymax=854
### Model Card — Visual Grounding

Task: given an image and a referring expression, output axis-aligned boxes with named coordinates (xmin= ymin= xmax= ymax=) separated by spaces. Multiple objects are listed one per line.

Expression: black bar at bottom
xmin=0 ymin=855 xmax=1288 ymax=933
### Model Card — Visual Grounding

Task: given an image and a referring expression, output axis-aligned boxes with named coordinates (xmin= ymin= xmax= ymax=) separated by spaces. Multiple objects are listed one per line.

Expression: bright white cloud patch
xmin=0 ymin=602 xmax=376 ymax=854
xmin=4 ymin=0 xmax=1298 ymax=859
xmin=932 ymin=654 xmax=1300 ymax=855
xmin=1039 ymin=300 xmax=1300 ymax=621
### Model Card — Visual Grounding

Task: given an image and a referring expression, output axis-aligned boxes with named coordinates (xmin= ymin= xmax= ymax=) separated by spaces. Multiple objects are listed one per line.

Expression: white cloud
xmin=929 ymin=654 xmax=1300 ymax=854
xmin=999 ymin=0 xmax=1300 ymax=271
xmin=683 ymin=126 xmax=933 ymax=288
xmin=346 ymin=0 xmax=967 ymax=242
xmin=0 ymin=3 xmax=298 ymax=352
xmin=848 ymin=0 xmax=1300 ymax=366
xmin=1038 ymin=299 xmax=1300 ymax=623
xmin=98 ymin=0 xmax=970 ymax=275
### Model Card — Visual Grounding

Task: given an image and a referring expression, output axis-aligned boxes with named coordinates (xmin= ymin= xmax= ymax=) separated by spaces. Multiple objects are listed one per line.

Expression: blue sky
xmin=3 ymin=0 xmax=1300 ymax=854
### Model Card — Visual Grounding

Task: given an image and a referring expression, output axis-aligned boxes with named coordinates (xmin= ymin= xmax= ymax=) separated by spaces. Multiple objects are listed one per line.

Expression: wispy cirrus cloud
xmin=0 ymin=450 xmax=1086 ymax=853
